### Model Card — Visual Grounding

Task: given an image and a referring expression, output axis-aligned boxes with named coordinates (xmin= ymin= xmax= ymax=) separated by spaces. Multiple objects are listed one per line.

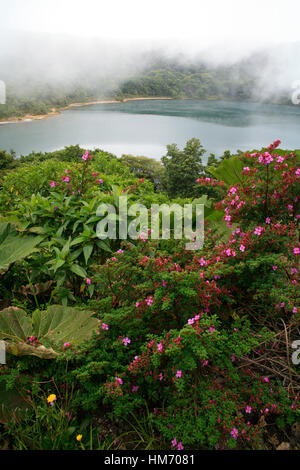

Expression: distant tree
xmin=0 ymin=149 xmax=17 ymax=171
xmin=56 ymin=145 xmax=87 ymax=162
xmin=206 ymin=153 xmax=219 ymax=167
xmin=120 ymin=155 xmax=165 ymax=191
xmin=19 ymin=145 xmax=86 ymax=164
xmin=220 ymin=150 xmax=232 ymax=161
xmin=162 ymin=138 xmax=206 ymax=198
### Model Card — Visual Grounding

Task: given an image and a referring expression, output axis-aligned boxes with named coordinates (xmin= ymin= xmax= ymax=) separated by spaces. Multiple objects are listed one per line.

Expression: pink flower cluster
xmin=171 ymin=438 xmax=184 ymax=450
xmin=254 ymin=226 xmax=264 ymax=236
xmin=146 ymin=296 xmax=154 ymax=306
xmin=258 ymin=152 xmax=274 ymax=165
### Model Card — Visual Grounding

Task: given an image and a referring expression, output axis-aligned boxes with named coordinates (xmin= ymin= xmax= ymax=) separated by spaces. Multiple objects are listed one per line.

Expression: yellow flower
xmin=47 ymin=394 xmax=57 ymax=404
xmin=76 ymin=434 xmax=83 ymax=442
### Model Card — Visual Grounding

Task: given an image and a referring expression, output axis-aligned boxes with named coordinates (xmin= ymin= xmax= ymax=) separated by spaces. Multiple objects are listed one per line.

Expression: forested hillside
xmin=0 ymin=52 xmax=293 ymax=121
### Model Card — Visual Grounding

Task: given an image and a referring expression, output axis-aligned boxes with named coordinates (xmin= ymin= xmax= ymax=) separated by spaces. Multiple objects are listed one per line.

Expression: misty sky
xmin=1 ymin=0 xmax=300 ymax=55
xmin=1 ymin=0 xmax=300 ymax=98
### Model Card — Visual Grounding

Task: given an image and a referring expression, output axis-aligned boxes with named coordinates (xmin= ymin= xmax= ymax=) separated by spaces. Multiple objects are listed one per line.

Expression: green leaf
xmin=0 ymin=223 xmax=43 ymax=272
xmin=207 ymin=155 xmax=244 ymax=187
xmin=53 ymin=258 xmax=65 ymax=273
xmin=83 ymin=244 xmax=94 ymax=264
xmin=0 ymin=305 xmax=98 ymax=358
xmin=96 ymin=240 xmax=112 ymax=252
xmin=61 ymin=238 xmax=71 ymax=257
xmin=70 ymin=236 xmax=86 ymax=246
xmin=0 ymin=307 xmax=32 ymax=342
xmin=70 ymin=264 xmax=87 ymax=278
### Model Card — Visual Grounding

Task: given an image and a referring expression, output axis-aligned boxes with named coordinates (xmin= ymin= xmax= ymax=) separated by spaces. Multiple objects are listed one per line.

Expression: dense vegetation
xmin=0 ymin=139 xmax=299 ymax=450
xmin=116 ymin=60 xmax=255 ymax=101
xmin=0 ymin=84 xmax=96 ymax=121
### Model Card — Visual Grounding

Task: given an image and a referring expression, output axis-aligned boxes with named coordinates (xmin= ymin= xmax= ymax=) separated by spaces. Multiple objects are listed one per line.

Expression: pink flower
xmin=272 ymin=265 xmax=278 ymax=271
xmin=122 ymin=337 xmax=131 ymax=346
xmin=146 ymin=296 xmax=154 ymax=306
xmin=176 ymin=370 xmax=182 ymax=378
xmin=117 ymin=249 xmax=124 ymax=254
xmin=132 ymin=386 xmax=139 ymax=392
xmin=259 ymin=152 xmax=273 ymax=165
xmin=254 ymin=226 xmax=263 ymax=236
xmin=293 ymin=247 xmax=300 ymax=255
xmin=101 ymin=323 xmax=109 ymax=330
xmin=230 ymin=428 xmax=238 ymax=439
xmin=50 ymin=181 xmax=56 ymax=187
xmin=86 ymin=278 xmax=91 ymax=285
xmin=239 ymin=244 xmax=245 ymax=252
xmin=171 ymin=438 xmax=177 ymax=448
xmin=245 ymin=405 xmax=252 ymax=414
xmin=263 ymin=377 xmax=269 ymax=383
xmin=243 ymin=167 xmax=250 ymax=173
xmin=265 ymin=217 xmax=271 ymax=224
xmin=82 ymin=151 xmax=89 ymax=161
xmin=177 ymin=442 xmax=184 ymax=450
xmin=138 ymin=232 xmax=147 ymax=240
xmin=268 ymin=139 xmax=281 ymax=149
xmin=157 ymin=342 xmax=163 ymax=352
xmin=63 ymin=342 xmax=70 ymax=348
xmin=115 ymin=377 xmax=123 ymax=385
xmin=97 ymin=179 xmax=103 ymax=184
xmin=293 ymin=307 xmax=298 ymax=314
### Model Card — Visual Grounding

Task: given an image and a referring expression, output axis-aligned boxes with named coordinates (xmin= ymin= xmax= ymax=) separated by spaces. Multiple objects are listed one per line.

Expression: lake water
xmin=0 ymin=99 xmax=300 ymax=160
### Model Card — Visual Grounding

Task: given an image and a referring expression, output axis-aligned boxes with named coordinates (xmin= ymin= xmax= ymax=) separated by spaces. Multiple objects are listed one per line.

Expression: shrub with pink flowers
xmin=0 ymin=141 xmax=299 ymax=450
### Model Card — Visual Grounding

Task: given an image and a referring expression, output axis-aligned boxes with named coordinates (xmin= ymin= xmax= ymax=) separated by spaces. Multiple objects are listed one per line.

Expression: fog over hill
xmin=0 ymin=29 xmax=299 ymax=106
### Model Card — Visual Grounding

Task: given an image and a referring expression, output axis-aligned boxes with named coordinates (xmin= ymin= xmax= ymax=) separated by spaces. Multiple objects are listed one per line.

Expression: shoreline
xmin=0 ymin=96 xmax=173 ymax=125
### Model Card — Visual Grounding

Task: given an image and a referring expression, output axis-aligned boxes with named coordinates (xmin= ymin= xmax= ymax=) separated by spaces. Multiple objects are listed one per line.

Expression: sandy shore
xmin=0 ymin=96 xmax=173 ymax=125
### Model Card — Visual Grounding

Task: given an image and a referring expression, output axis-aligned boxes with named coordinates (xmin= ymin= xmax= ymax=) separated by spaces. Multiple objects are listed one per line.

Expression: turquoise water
xmin=0 ymin=99 xmax=300 ymax=159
